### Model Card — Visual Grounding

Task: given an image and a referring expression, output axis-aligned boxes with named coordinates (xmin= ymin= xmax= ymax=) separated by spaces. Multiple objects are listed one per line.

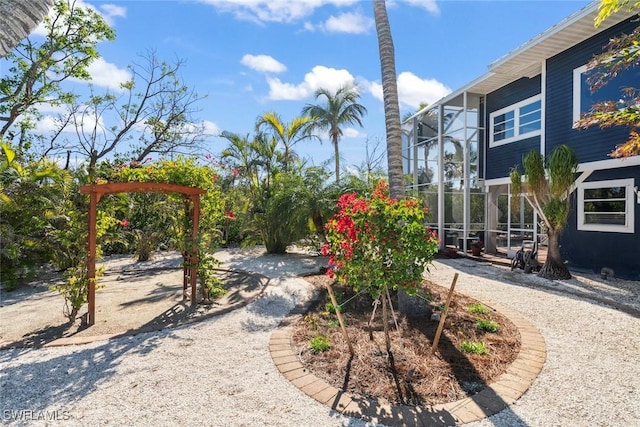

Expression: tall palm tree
xmin=0 ymin=0 xmax=53 ymax=57
xmin=302 ymin=86 xmax=367 ymax=182
xmin=373 ymin=0 xmax=404 ymax=199
xmin=255 ymin=112 xmax=316 ymax=172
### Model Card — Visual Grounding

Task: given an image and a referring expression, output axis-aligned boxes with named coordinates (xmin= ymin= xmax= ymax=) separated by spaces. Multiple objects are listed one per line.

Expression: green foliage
xmin=198 ymin=252 xmax=225 ymax=300
xmin=302 ymin=85 xmax=367 ymax=181
xmin=595 ymin=0 xmax=640 ymax=27
xmin=0 ymin=146 xmax=72 ymax=288
xmin=322 ymin=181 xmax=439 ymax=298
xmin=476 ymin=319 xmax=500 ymax=333
xmin=50 ymin=263 xmax=105 ymax=323
xmin=460 ymin=341 xmax=489 ymax=355
xmin=510 ymin=145 xmax=578 ymax=231
xmin=0 ymin=0 xmax=115 ymax=154
xmin=467 ymin=303 xmax=490 ymax=315
xmin=309 ymin=335 xmax=331 ymax=353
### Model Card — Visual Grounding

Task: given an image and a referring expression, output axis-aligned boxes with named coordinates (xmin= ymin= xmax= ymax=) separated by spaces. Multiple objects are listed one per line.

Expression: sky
xmin=19 ymin=0 xmax=595 ymax=172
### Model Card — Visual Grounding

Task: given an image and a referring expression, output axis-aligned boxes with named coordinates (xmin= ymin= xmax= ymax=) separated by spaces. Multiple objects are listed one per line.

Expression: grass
xmin=460 ymin=340 xmax=489 ymax=355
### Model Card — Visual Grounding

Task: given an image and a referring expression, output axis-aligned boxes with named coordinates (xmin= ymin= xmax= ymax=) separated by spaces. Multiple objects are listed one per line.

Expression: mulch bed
xmin=292 ymin=275 xmax=521 ymax=406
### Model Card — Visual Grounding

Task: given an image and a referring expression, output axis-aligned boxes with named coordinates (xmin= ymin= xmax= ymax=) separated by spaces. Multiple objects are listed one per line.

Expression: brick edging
xmin=269 ymin=300 xmax=545 ymax=426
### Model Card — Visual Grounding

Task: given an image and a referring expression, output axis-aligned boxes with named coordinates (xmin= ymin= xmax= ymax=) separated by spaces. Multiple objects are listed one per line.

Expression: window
xmin=489 ymin=95 xmax=541 ymax=147
xmin=573 ymin=64 xmax=640 ymax=123
xmin=578 ymin=178 xmax=635 ymax=233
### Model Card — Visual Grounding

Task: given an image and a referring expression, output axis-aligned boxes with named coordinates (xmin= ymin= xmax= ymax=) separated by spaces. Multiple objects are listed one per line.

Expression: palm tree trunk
xmin=333 ymin=135 xmax=340 ymax=181
xmin=373 ymin=0 xmax=404 ymax=199
xmin=538 ymin=228 xmax=571 ymax=280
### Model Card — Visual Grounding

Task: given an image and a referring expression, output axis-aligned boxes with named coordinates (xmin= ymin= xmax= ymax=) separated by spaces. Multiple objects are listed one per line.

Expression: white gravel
xmin=1 ymin=248 xmax=638 ymax=427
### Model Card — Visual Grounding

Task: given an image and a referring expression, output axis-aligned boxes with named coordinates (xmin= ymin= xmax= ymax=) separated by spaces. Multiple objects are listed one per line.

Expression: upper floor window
xmin=577 ymin=178 xmax=635 ymax=233
xmin=489 ymin=95 xmax=541 ymax=147
xmin=573 ymin=64 xmax=640 ymax=123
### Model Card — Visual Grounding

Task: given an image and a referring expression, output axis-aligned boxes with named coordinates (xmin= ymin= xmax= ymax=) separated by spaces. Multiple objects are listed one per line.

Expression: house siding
xmin=561 ymin=167 xmax=640 ymax=280
xmin=546 ymin=16 xmax=639 ymax=161
xmin=485 ymin=76 xmax=541 ymax=180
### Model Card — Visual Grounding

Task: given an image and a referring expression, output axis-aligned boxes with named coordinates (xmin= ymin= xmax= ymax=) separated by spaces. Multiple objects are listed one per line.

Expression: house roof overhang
xmin=406 ymin=1 xmax=638 ymax=122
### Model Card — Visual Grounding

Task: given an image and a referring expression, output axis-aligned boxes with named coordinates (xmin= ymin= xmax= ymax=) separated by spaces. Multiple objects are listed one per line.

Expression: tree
xmin=302 ymin=86 xmax=367 ymax=182
xmin=510 ymin=145 xmax=578 ymax=280
xmin=0 ymin=0 xmax=115 ymax=157
xmin=221 ymin=130 xmax=309 ymax=253
xmin=62 ymin=51 xmax=208 ymax=174
xmin=255 ymin=111 xmax=316 ymax=172
xmin=574 ymin=0 xmax=640 ymax=157
xmin=373 ymin=0 xmax=404 ymax=199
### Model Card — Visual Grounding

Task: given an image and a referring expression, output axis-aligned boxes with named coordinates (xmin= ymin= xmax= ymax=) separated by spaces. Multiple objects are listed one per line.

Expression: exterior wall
xmin=485 ymin=76 xmax=541 ymax=180
xmin=561 ymin=166 xmax=640 ymax=280
xmin=546 ymin=16 xmax=639 ymax=161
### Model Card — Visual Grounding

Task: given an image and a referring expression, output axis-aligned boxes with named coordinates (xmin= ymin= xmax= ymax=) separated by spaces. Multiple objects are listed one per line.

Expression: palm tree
xmin=255 ymin=112 xmax=317 ymax=172
xmin=302 ymin=86 xmax=367 ymax=182
xmin=0 ymin=0 xmax=52 ymax=57
xmin=373 ymin=0 xmax=404 ymax=199
xmin=510 ymin=145 xmax=578 ymax=279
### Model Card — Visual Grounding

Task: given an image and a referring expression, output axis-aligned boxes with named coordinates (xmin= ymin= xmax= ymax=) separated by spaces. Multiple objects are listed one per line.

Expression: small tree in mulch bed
xmin=321 ymin=181 xmax=439 ymax=354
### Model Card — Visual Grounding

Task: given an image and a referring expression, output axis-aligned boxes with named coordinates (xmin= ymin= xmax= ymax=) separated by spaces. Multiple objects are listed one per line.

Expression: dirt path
xmin=0 ymin=251 xmax=266 ymax=348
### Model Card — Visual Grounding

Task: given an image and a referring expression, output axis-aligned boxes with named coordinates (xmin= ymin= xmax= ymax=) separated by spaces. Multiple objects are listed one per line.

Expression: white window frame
xmin=573 ymin=64 xmax=588 ymax=123
xmin=577 ymin=178 xmax=635 ymax=233
xmin=489 ymin=95 xmax=542 ymax=147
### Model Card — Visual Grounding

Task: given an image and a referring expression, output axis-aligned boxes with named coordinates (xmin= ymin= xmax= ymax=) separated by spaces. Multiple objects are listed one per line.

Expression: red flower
xmin=232 ymin=168 xmax=240 ymax=176
xmin=120 ymin=219 xmax=129 ymax=227
xmin=225 ymin=210 xmax=236 ymax=220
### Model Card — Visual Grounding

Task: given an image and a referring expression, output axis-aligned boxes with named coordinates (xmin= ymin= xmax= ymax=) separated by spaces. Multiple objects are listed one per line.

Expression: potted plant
xmin=471 ymin=240 xmax=483 ymax=256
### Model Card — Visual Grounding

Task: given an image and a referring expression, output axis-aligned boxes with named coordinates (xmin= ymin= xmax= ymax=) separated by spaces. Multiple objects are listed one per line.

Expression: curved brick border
xmin=270 ymin=300 xmax=545 ymax=426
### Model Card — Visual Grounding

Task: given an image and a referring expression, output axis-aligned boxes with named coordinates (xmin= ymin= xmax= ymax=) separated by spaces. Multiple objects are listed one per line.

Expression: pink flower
xmin=121 ymin=219 xmax=129 ymax=227
xmin=232 ymin=168 xmax=239 ymax=176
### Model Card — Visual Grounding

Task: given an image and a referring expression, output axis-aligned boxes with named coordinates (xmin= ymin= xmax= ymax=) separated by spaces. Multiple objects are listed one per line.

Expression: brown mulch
xmin=292 ymin=275 xmax=521 ymax=407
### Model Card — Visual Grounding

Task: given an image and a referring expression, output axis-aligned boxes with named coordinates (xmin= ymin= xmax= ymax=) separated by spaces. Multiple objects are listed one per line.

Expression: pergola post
xmin=87 ymin=191 xmax=98 ymax=325
xmin=190 ymin=195 xmax=200 ymax=307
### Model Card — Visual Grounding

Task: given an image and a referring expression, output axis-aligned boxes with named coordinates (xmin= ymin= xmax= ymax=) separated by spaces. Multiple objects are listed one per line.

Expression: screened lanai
xmin=402 ymin=92 xmax=540 ymax=256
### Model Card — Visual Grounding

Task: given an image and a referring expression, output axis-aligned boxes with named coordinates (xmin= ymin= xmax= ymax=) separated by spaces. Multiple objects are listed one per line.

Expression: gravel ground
xmin=1 ymin=248 xmax=638 ymax=426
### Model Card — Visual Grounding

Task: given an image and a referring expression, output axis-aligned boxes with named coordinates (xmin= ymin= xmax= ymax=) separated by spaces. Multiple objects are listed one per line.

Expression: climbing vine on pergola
xmin=80 ymin=182 xmax=206 ymax=325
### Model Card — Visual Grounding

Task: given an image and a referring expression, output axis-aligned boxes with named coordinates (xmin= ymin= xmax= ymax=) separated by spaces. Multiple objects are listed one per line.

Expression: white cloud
xmin=368 ymin=72 xmax=451 ymax=110
xmin=79 ymin=57 xmax=132 ymax=91
xmin=99 ymin=4 xmax=127 ymax=25
xmin=202 ymin=120 xmax=221 ymax=136
xmin=196 ymin=0 xmax=359 ymax=24
xmin=343 ymin=127 xmax=366 ymax=138
xmin=323 ymin=12 xmax=373 ymax=34
xmin=241 ymin=54 xmax=287 ymax=73
xmin=403 ymin=0 xmax=440 ymax=15
xmin=267 ymin=65 xmax=356 ymax=100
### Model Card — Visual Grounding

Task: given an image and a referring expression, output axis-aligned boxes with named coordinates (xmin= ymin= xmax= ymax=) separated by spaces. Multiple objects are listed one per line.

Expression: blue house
xmin=402 ymin=1 xmax=640 ymax=279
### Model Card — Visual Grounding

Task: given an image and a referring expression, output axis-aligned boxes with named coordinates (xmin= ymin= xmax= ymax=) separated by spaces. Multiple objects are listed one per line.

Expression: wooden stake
xmin=430 ymin=273 xmax=459 ymax=355
xmin=326 ymin=282 xmax=354 ymax=356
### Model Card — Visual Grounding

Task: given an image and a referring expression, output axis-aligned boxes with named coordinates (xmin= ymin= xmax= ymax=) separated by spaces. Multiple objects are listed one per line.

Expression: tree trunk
xmin=333 ymin=136 xmax=340 ymax=182
xmin=538 ymin=228 xmax=571 ymax=280
xmin=373 ymin=0 xmax=404 ymax=200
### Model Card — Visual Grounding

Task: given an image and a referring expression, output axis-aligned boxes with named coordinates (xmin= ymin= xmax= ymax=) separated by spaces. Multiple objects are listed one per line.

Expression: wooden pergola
xmin=80 ymin=182 xmax=206 ymax=325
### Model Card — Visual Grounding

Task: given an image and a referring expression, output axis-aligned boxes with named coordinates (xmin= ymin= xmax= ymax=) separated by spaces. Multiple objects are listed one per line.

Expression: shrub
xmin=476 ymin=319 xmax=500 ymax=333
xmin=309 ymin=335 xmax=331 ymax=353
xmin=467 ymin=303 xmax=490 ymax=315
xmin=460 ymin=341 xmax=489 ymax=355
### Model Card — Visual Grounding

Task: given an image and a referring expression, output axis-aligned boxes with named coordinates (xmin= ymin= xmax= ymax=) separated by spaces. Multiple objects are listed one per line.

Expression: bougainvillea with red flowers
xmin=322 ymin=181 xmax=439 ymax=298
